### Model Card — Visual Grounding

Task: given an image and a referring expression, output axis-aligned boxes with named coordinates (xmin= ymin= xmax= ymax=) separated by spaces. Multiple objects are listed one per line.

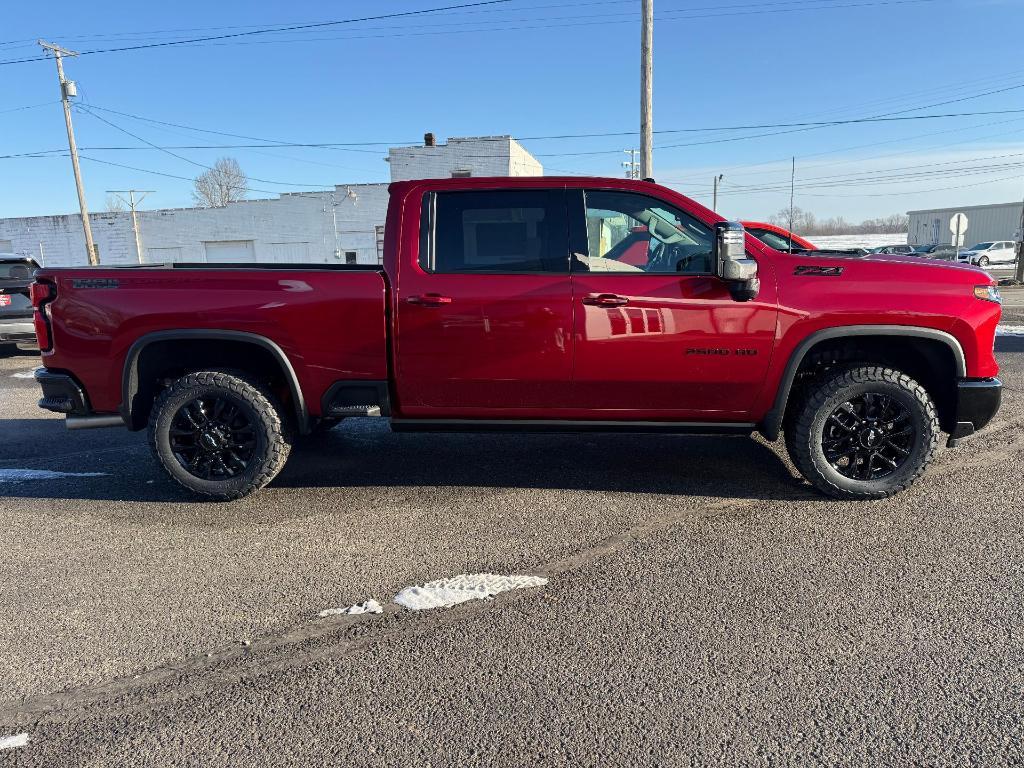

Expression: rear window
xmin=0 ymin=262 xmax=33 ymax=280
xmin=421 ymin=190 xmax=567 ymax=273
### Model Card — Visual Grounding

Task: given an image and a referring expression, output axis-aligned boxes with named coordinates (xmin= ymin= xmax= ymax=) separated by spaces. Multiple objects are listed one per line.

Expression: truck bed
xmin=35 ymin=265 xmax=390 ymax=418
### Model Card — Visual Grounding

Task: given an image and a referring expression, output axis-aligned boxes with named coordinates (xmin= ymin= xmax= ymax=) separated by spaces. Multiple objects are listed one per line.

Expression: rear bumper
xmin=36 ymin=368 xmax=90 ymax=415
xmin=35 ymin=368 xmax=126 ymax=429
xmin=948 ymin=378 xmax=1002 ymax=446
xmin=0 ymin=319 xmax=35 ymax=343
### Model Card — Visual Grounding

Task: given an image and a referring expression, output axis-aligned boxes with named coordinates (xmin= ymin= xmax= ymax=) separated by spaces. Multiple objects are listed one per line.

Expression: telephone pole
xmin=640 ymin=0 xmax=653 ymax=179
xmin=1015 ymin=194 xmax=1024 ymax=282
xmin=107 ymin=190 xmax=154 ymax=264
xmin=39 ymin=40 xmax=97 ymax=266
xmin=713 ymin=174 xmax=724 ymax=211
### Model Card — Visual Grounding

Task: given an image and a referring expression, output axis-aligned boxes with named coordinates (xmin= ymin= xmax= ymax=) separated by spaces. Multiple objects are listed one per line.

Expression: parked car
xmin=913 ymin=244 xmax=957 ymax=258
xmin=31 ymin=176 xmax=1002 ymax=501
xmin=873 ymin=245 xmax=915 ymax=255
xmin=741 ymin=221 xmax=817 ymax=252
xmin=0 ymin=254 xmax=39 ymax=354
xmin=956 ymin=241 xmax=1018 ymax=268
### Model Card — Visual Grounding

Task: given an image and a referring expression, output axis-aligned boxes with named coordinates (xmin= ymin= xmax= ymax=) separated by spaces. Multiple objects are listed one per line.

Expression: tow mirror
xmin=714 ymin=221 xmax=760 ymax=302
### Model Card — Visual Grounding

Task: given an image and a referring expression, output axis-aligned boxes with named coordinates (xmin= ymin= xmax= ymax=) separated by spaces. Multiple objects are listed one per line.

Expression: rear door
xmin=394 ymin=187 xmax=574 ymax=416
xmin=568 ymin=189 xmax=776 ymax=420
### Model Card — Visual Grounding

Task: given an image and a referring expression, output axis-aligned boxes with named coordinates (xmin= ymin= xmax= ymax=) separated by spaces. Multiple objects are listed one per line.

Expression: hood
xmin=857 ymin=250 xmax=988 ymax=274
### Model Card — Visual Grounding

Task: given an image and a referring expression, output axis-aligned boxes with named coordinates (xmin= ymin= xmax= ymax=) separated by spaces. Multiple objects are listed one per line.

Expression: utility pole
xmin=640 ymin=0 xmax=653 ymax=179
xmin=1015 ymin=194 xmax=1024 ymax=283
xmin=713 ymin=174 xmax=724 ymax=211
xmin=788 ymin=157 xmax=796 ymax=251
xmin=107 ymin=190 xmax=154 ymax=264
xmin=38 ymin=40 xmax=97 ymax=266
xmin=622 ymin=149 xmax=640 ymax=179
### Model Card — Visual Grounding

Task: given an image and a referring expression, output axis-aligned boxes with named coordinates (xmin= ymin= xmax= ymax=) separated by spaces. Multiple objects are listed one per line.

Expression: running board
xmin=389 ymin=419 xmax=755 ymax=435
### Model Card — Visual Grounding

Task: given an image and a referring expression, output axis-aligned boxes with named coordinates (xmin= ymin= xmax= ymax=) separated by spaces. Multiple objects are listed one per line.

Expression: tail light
xmin=30 ymin=280 xmax=55 ymax=352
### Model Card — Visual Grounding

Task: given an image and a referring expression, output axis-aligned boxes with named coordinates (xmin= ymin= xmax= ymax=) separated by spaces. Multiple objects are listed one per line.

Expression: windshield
xmin=969 ymin=242 xmax=994 ymax=251
xmin=747 ymin=228 xmax=801 ymax=251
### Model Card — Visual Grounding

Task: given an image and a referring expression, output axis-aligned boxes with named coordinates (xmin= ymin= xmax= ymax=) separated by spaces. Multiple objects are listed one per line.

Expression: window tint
xmin=576 ymin=190 xmax=714 ymax=274
xmin=423 ymin=190 xmax=566 ymax=273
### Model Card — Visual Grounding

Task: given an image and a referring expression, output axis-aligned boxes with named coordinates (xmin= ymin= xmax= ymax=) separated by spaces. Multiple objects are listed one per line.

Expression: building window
xmin=451 ymin=169 xmax=472 ymax=178
xmin=345 ymin=251 xmax=357 ymax=264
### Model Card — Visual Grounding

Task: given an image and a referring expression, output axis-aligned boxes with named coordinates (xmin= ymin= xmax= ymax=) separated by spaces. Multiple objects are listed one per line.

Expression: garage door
xmin=203 ymin=240 xmax=255 ymax=263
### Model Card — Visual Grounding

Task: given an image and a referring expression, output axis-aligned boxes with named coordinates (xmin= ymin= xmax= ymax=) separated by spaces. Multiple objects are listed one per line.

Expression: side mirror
xmin=714 ymin=221 xmax=760 ymax=302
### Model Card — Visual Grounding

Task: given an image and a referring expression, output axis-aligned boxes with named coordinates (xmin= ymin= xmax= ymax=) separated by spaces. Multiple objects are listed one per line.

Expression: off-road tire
xmin=785 ymin=366 xmax=940 ymax=500
xmin=148 ymin=370 xmax=291 ymax=500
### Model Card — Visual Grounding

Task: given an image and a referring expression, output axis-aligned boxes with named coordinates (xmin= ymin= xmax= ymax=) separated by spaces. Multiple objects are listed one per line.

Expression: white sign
xmin=949 ymin=212 xmax=968 ymax=246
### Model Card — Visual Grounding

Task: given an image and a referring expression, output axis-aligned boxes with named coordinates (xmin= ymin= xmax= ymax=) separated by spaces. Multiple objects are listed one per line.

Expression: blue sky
xmin=2 ymin=0 xmax=1023 ymax=222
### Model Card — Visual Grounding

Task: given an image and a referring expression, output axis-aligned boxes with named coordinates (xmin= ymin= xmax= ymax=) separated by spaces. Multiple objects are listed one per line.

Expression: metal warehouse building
xmin=907 ymin=201 xmax=1023 ymax=247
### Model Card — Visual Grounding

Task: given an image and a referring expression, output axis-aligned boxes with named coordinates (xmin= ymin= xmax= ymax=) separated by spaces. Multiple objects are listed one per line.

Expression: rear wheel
xmin=148 ymin=371 xmax=291 ymax=500
xmin=785 ymin=366 xmax=940 ymax=500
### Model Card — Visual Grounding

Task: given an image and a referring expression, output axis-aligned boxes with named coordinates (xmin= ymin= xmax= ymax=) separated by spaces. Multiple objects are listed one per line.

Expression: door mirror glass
xmin=714 ymin=221 xmax=760 ymax=302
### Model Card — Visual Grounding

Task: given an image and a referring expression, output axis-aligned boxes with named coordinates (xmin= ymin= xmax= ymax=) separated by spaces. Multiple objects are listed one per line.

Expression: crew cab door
xmin=568 ymin=189 xmax=776 ymax=419
xmin=394 ymin=187 xmax=573 ymax=416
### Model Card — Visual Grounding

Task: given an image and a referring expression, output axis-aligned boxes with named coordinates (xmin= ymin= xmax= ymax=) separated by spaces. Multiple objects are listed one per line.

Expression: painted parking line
xmin=0 ymin=469 xmax=107 ymax=483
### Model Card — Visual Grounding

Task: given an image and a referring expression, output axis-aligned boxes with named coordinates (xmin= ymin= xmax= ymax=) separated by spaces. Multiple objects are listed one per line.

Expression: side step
xmin=326 ymin=404 xmax=381 ymax=418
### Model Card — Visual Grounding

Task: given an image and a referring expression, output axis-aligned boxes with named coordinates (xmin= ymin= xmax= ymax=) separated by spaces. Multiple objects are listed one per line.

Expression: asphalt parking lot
xmin=1 ymin=338 xmax=1023 ymax=767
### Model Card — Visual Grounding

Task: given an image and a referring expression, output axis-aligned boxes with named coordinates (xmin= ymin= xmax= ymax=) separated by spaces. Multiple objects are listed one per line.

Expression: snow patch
xmin=318 ymin=599 xmax=384 ymax=618
xmin=0 ymin=469 xmax=106 ymax=483
xmin=11 ymin=370 xmax=36 ymax=379
xmin=394 ymin=573 xmax=548 ymax=611
xmin=811 ymin=233 xmax=907 ymax=250
xmin=0 ymin=733 xmax=29 ymax=750
xmin=997 ymin=325 xmax=1024 ymax=337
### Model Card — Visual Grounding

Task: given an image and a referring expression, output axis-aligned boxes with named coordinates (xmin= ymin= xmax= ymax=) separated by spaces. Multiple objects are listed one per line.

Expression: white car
xmin=956 ymin=241 xmax=1018 ymax=267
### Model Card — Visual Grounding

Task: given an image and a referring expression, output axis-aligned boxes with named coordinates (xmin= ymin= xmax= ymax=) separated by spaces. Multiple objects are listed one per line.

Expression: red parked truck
xmin=32 ymin=176 xmax=1002 ymax=501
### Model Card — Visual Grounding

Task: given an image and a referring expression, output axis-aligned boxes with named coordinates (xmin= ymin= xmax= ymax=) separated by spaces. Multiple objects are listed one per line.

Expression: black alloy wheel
xmin=169 ymin=394 xmax=257 ymax=480
xmin=821 ymin=392 xmax=915 ymax=481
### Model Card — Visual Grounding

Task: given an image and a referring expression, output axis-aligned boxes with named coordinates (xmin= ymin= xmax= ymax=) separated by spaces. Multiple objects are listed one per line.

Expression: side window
xmin=576 ymin=190 xmax=714 ymax=274
xmin=421 ymin=189 xmax=567 ymax=273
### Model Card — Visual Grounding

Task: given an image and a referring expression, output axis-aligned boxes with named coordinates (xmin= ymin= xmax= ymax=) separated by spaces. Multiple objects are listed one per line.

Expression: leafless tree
xmin=771 ymin=207 xmax=909 ymax=236
xmin=192 ymin=157 xmax=248 ymax=208
xmin=105 ymin=194 xmax=127 ymax=213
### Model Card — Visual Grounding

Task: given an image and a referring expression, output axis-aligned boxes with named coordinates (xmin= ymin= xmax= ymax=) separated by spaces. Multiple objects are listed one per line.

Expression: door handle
xmin=582 ymin=293 xmax=629 ymax=307
xmin=407 ymin=293 xmax=453 ymax=306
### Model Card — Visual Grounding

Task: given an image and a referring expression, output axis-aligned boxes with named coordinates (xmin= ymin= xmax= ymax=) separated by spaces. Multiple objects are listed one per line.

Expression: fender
xmin=759 ymin=325 xmax=967 ymax=441
xmin=121 ymin=329 xmax=309 ymax=433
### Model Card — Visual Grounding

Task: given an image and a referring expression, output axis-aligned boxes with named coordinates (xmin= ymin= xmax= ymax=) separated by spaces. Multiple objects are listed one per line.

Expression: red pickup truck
xmin=31 ymin=176 xmax=1002 ymax=501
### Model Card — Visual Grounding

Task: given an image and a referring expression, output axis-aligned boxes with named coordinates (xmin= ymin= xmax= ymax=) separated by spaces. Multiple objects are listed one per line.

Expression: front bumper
xmin=948 ymin=378 xmax=1002 ymax=446
xmin=0 ymin=319 xmax=35 ymax=343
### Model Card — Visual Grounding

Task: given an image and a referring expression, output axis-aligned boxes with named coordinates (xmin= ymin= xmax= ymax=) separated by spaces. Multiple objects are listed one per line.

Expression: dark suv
xmin=0 ymin=255 xmax=39 ymax=353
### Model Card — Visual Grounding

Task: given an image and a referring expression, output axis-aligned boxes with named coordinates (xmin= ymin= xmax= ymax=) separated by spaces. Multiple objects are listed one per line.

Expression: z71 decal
xmin=794 ymin=265 xmax=844 ymax=277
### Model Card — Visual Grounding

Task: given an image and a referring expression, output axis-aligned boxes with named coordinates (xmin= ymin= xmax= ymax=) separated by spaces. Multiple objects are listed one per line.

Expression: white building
xmin=0 ymin=135 xmax=542 ymax=267
xmin=907 ymin=201 xmax=1023 ymax=247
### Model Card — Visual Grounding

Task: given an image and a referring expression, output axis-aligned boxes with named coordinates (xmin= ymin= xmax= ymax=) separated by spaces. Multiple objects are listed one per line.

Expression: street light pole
xmin=713 ymin=174 xmax=724 ymax=211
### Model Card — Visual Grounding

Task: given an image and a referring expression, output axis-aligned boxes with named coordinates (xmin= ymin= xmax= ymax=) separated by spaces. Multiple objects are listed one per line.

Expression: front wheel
xmin=785 ymin=366 xmax=940 ymax=500
xmin=977 ymin=255 xmax=990 ymax=268
xmin=148 ymin=371 xmax=291 ymax=500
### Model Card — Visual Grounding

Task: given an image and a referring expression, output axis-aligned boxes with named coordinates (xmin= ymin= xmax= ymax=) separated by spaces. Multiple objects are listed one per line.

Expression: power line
xmin=0 ymin=0 xmax=519 ymax=65
xmin=0 ymin=0 xmax=939 ymax=65
xmin=75 ymin=104 xmax=340 ymax=188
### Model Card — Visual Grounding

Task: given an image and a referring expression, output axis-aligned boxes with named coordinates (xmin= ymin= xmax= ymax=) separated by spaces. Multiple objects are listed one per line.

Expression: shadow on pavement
xmin=0 ymin=414 xmax=809 ymax=504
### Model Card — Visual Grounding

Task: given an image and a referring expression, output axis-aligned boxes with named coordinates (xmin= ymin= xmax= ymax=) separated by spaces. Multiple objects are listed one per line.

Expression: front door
xmin=394 ymin=187 xmax=574 ymax=417
xmin=569 ymin=189 xmax=776 ymax=420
